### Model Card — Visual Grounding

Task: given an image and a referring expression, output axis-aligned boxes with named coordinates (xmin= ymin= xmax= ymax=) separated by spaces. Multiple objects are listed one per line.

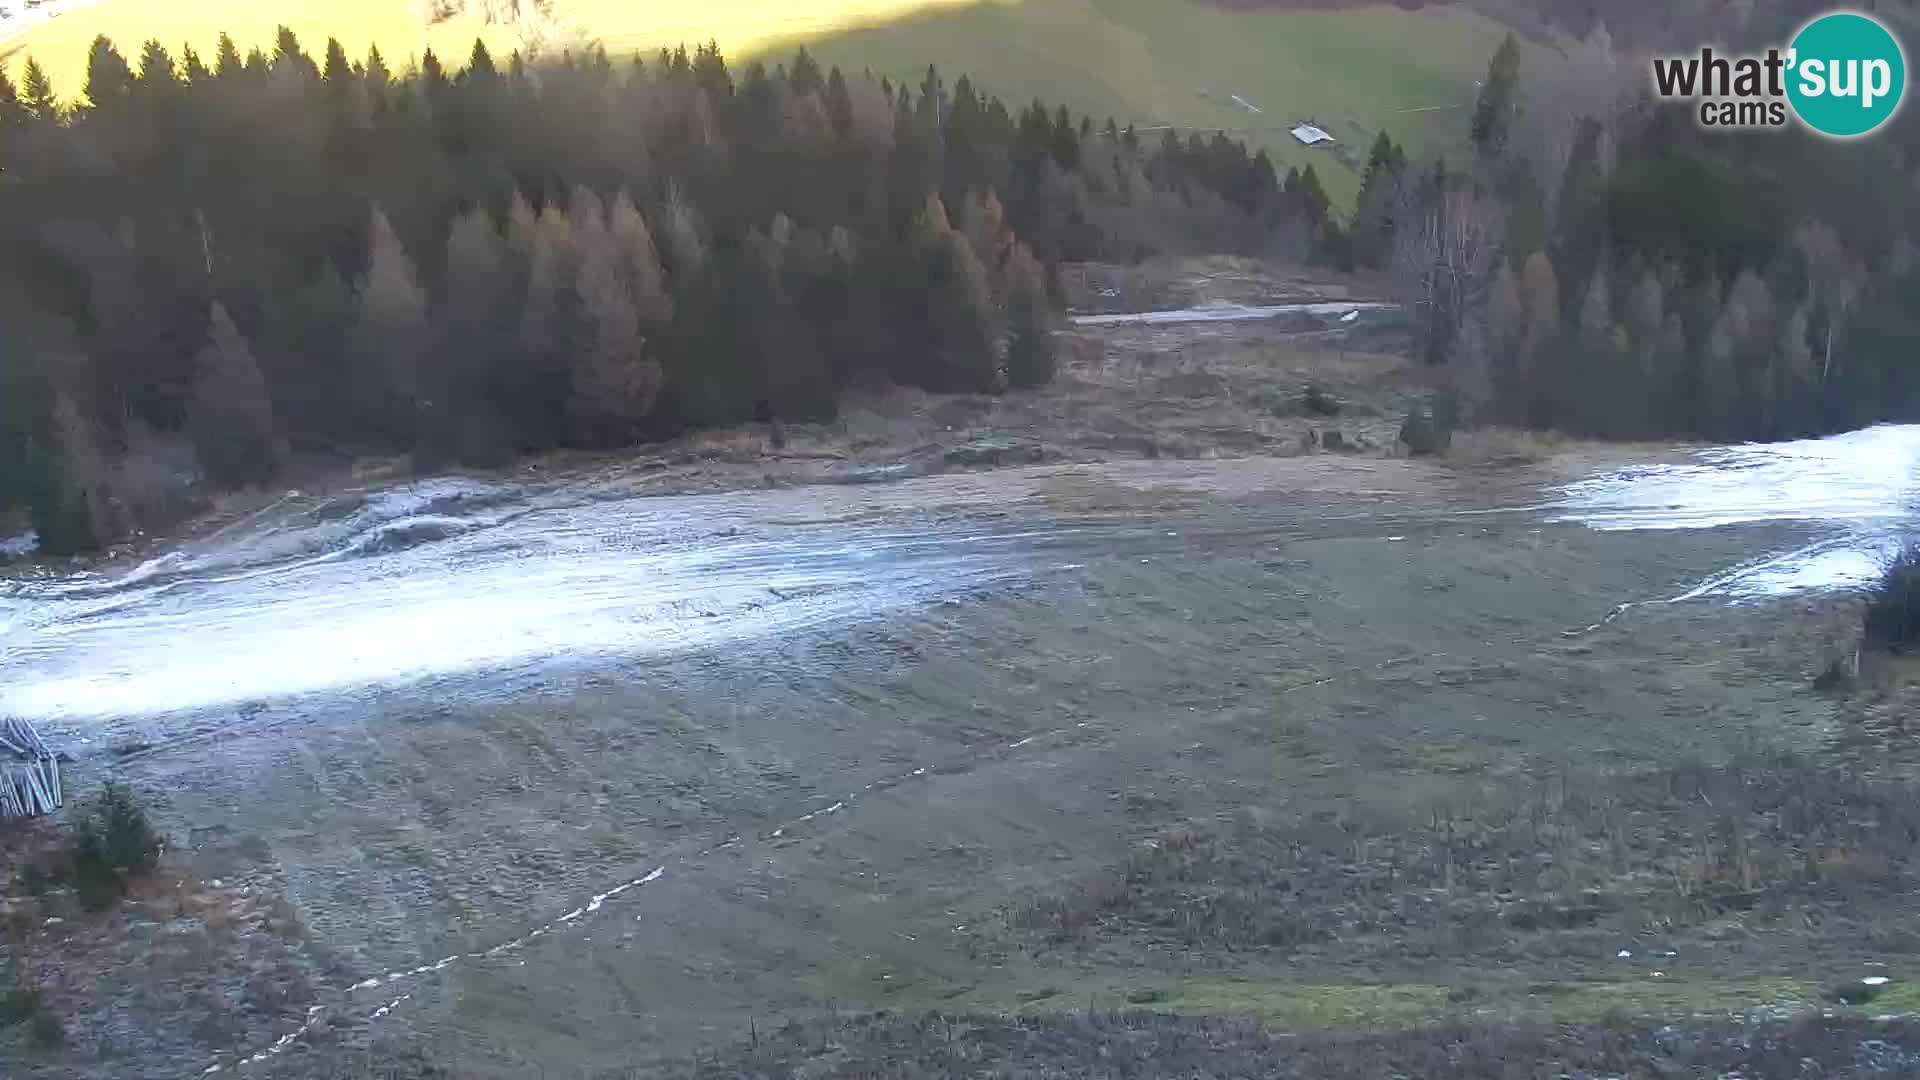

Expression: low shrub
xmin=29 ymin=1010 xmax=65 ymax=1049
xmin=1865 ymin=542 xmax=1920 ymax=654
xmin=1303 ymin=382 xmax=1342 ymax=417
xmin=0 ymin=986 xmax=41 ymax=1026
xmin=67 ymin=783 xmax=162 ymax=912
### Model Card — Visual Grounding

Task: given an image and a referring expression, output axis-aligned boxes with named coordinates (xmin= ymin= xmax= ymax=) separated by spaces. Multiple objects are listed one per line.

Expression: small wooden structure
xmin=1290 ymin=121 xmax=1336 ymax=146
xmin=0 ymin=716 xmax=61 ymax=819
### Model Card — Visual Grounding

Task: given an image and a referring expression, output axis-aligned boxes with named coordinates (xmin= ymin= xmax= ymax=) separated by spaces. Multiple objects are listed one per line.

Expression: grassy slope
xmin=3 ymin=0 xmax=1551 ymax=210
xmin=765 ymin=0 xmax=1540 ymax=207
xmin=0 ymin=0 xmax=524 ymax=87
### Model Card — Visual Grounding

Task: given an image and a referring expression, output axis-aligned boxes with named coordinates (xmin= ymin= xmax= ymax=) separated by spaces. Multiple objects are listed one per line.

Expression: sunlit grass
xmin=0 ymin=0 xmax=973 ymax=96
xmin=565 ymin=0 xmax=983 ymax=57
xmin=2 ymin=0 xmax=520 ymax=94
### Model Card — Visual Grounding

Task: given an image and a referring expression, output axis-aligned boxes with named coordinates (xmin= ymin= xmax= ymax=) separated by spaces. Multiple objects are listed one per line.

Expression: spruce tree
xmin=83 ymin=35 xmax=135 ymax=113
xmin=323 ymin=39 xmax=353 ymax=85
xmin=190 ymin=302 xmax=280 ymax=486
xmin=0 ymin=67 xmax=24 ymax=129
xmin=1003 ymin=243 xmax=1055 ymax=390
xmin=1470 ymin=33 xmax=1521 ymax=154
xmin=614 ymin=190 xmax=683 ymax=322
xmin=136 ymin=40 xmax=176 ymax=90
xmin=28 ymin=385 xmax=110 ymax=557
xmin=1485 ymin=263 xmax=1525 ymax=394
xmin=214 ymin=34 xmax=242 ymax=78
xmin=19 ymin=59 xmax=58 ymax=122
xmin=181 ymin=45 xmax=210 ymax=83
xmin=568 ymin=228 xmax=661 ymax=441
xmin=660 ymin=183 xmax=707 ymax=282
xmin=912 ymin=194 xmax=999 ymax=393
xmin=1518 ymin=252 xmax=1561 ymax=424
xmin=437 ymin=207 xmax=515 ymax=458
xmin=350 ymin=209 xmax=431 ymax=446
xmin=824 ymin=67 xmax=854 ymax=136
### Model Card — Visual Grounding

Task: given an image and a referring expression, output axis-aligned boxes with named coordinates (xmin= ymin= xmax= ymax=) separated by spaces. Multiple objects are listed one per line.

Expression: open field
xmin=783 ymin=0 xmax=1548 ymax=206
xmin=12 ymin=470 xmax=1894 ymax=1078
xmin=2 ymin=0 xmax=1550 ymax=208
xmin=4 ymin=259 xmax=1915 ymax=1077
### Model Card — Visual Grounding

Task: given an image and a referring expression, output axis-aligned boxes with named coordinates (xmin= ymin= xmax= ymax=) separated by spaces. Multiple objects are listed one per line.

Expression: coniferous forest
xmin=1354 ymin=11 xmax=1920 ymax=449
xmin=8 ymin=7 xmax=1920 ymax=560
xmin=0 ymin=30 xmax=1337 ymax=554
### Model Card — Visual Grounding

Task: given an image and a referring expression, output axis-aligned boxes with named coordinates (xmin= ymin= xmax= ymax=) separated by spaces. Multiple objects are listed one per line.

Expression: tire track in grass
xmin=199 ymin=716 xmax=1116 ymax=1073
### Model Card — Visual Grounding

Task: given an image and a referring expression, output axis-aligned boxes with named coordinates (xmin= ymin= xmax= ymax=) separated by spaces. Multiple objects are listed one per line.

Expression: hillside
xmin=1 ymin=0 xmax=1547 ymax=209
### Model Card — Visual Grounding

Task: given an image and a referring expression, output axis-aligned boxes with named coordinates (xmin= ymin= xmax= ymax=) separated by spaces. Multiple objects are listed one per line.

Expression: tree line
xmin=0 ymin=31 xmax=1334 ymax=554
xmin=1356 ymin=13 xmax=1920 ymax=446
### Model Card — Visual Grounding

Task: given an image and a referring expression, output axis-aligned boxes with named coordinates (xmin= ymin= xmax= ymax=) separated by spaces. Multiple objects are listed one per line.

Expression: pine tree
xmin=912 ymin=194 xmax=1000 ymax=393
xmin=1777 ymin=304 xmax=1814 ymax=435
xmin=1652 ymin=312 xmax=1689 ymax=434
xmin=609 ymin=191 xmax=673 ymax=325
xmin=1575 ymin=264 xmax=1616 ymax=431
xmin=568 ymin=184 xmax=608 ymax=240
xmin=190 ymin=302 xmax=280 ymax=486
xmin=514 ymin=205 xmax=581 ymax=442
xmin=19 ymin=59 xmax=58 ymax=122
xmin=1700 ymin=309 xmax=1740 ymax=440
xmin=1003 ymin=243 xmax=1055 ymax=390
xmin=350 ymin=209 xmax=431 ymax=445
xmin=365 ymin=45 xmax=391 ymax=94
xmin=323 ymin=39 xmax=353 ymax=85
xmin=1350 ymin=132 xmax=1406 ymax=268
xmin=181 ymin=45 xmax=210 ymax=83
xmin=436 ymin=206 xmax=516 ymax=459
xmin=214 ymin=34 xmax=242 ymax=79
xmin=960 ymin=188 xmax=1012 ymax=294
xmin=660 ymin=182 xmax=706 ymax=282
xmin=1484 ymin=263 xmax=1525 ymax=400
xmin=789 ymin=47 xmax=823 ymax=96
xmin=568 ymin=230 xmax=661 ymax=441
xmin=136 ymin=40 xmax=177 ymax=90
xmin=824 ymin=66 xmax=854 ymax=136
xmin=264 ymin=262 xmax=357 ymax=443
xmin=747 ymin=229 xmax=835 ymax=423
xmin=1470 ymin=33 xmax=1521 ymax=154
xmin=0 ymin=66 xmax=24 ymax=129
xmin=506 ymin=190 xmax=539 ymax=263
xmin=467 ymin=39 xmax=498 ymax=81
xmin=83 ymin=35 xmax=135 ymax=113
xmin=29 ymin=386 xmax=110 ymax=557
xmin=1518 ymin=251 xmax=1561 ymax=424
xmin=1624 ymin=269 xmax=1665 ymax=355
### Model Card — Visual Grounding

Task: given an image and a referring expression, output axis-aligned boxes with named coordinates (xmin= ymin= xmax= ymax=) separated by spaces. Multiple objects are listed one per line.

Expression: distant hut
xmin=1290 ymin=121 xmax=1336 ymax=147
xmin=0 ymin=716 xmax=61 ymax=819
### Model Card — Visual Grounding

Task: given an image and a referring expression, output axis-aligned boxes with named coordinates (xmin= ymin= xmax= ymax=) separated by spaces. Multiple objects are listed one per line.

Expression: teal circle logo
xmin=1787 ymin=11 xmax=1906 ymax=137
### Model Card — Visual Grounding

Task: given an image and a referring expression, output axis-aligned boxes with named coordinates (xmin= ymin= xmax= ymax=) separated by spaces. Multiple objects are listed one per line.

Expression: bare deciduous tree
xmin=1391 ymin=176 xmax=1506 ymax=369
xmin=1794 ymin=222 xmax=1863 ymax=384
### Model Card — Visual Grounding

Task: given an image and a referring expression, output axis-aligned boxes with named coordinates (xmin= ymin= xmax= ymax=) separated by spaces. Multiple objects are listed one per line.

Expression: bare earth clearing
xmin=4 ymin=259 xmax=1916 ymax=1078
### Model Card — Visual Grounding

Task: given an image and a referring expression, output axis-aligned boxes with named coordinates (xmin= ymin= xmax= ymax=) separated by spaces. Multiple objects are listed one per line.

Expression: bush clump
xmin=1865 ymin=543 xmax=1920 ymax=654
xmin=0 ymin=983 xmax=62 ymax=1051
xmin=67 ymin=783 xmax=162 ymax=911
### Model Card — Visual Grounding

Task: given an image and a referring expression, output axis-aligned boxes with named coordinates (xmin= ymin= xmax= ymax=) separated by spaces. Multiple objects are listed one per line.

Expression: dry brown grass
xmin=1442 ymin=427 xmax=1568 ymax=468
